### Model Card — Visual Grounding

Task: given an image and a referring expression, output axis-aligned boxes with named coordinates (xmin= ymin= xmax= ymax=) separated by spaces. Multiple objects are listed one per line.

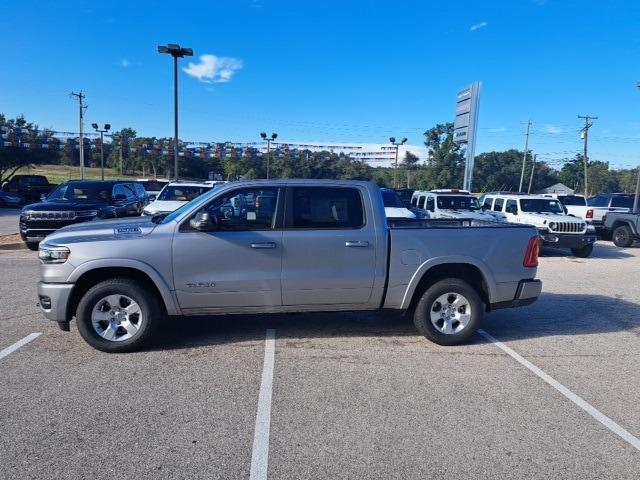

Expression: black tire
xmin=413 ymin=278 xmax=483 ymax=346
xmin=571 ymin=243 xmax=594 ymax=258
xmin=612 ymin=225 xmax=633 ymax=248
xmin=75 ymin=278 xmax=164 ymax=353
xmin=26 ymin=241 xmax=39 ymax=251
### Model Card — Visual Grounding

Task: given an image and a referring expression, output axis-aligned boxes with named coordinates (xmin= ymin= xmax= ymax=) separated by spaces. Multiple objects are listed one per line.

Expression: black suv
xmin=19 ymin=180 xmax=148 ymax=250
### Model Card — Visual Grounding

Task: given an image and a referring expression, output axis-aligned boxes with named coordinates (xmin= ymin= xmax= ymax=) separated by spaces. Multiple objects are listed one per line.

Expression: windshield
xmin=46 ymin=182 xmax=112 ymax=202
xmin=138 ymin=181 xmax=167 ymax=192
xmin=557 ymin=195 xmax=586 ymax=206
xmin=160 ymin=184 xmax=224 ymax=224
xmin=520 ymin=198 xmax=564 ymax=213
xmin=436 ymin=195 xmax=480 ymax=210
xmin=381 ymin=189 xmax=405 ymax=208
xmin=157 ymin=185 xmax=211 ymax=202
xmin=23 ymin=176 xmax=49 ymax=186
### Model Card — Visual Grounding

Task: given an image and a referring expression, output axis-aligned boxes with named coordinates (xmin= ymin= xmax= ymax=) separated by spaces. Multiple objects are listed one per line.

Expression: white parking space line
xmin=479 ymin=329 xmax=640 ymax=452
xmin=250 ymin=329 xmax=276 ymax=480
xmin=0 ymin=332 xmax=42 ymax=360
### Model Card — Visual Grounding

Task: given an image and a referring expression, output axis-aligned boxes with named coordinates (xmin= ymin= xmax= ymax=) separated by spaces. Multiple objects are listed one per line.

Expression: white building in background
xmin=252 ymin=141 xmax=427 ymax=168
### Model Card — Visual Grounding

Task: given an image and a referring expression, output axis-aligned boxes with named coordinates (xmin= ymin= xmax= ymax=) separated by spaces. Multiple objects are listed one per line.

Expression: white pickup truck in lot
xmin=36 ymin=180 xmax=542 ymax=352
xmin=480 ymin=193 xmax=598 ymax=257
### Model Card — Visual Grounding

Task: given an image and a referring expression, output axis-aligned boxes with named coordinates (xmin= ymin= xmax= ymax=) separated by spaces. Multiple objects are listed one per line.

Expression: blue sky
xmin=1 ymin=0 xmax=639 ymax=168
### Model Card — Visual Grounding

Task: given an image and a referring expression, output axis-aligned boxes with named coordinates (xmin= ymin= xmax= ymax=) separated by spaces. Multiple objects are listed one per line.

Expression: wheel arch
xmin=401 ymin=258 xmax=494 ymax=311
xmin=66 ymin=260 xmax=180 ymax=321
xmin=612 ymin=220 xmax=638 ymax=236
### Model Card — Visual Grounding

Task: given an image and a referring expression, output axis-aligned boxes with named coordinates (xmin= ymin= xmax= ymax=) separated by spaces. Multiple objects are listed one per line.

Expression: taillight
xmin=586 ymin=209 xmax=594 ymax=219
xmin=523 ymin=236 xmax=540 ymax=268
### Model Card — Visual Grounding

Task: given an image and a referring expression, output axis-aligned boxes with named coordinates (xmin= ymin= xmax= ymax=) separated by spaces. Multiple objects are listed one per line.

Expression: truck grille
xmin=25 ymin=211 xmax=77 ymax=221
xmin=549 ymin=222 xmax=586 ymax=234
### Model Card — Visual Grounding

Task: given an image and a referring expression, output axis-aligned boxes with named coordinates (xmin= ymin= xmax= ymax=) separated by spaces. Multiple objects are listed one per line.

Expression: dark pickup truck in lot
xmin=1 ymin=174 xmax=57 ymax=204
xmin=604 ymin=210 xmax=640 ymax=247
xmin=20 ymin=179 xmax=148 ymax=250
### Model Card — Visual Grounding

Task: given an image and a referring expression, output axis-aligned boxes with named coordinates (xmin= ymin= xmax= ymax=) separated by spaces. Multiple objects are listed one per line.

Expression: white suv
xmin=411 ymin=189 xmax=503 ymax=222
xmin=480 ymin=193 xmax=597 ymax=257
xmin=142 ymin=181 xmax=214 ymax=216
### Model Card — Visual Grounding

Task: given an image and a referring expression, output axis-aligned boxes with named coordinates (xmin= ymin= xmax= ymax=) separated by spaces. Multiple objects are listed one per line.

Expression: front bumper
xmin=539 ymin=232 xmax=597 ymax=249
xmin=37 ymin=282 xmax=74 ymax=323
xmin=491 ymin=279 xmax=542 ymax=310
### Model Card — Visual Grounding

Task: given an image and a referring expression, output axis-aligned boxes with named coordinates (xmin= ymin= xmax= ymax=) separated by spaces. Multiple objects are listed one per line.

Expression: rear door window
xmin=493 ymin=198 xmax=504 ymax=212
xmin=288 ymin=187 xmax=364 ymax=229
xmin=611 ymin=196 xmax=633 ymax=208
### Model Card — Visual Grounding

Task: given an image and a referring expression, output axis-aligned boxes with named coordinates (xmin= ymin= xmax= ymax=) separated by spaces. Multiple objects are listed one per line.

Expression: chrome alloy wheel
xmin=91 ymin=294 xmax=143 ymax=342
xmin=429 ymin=292 xmax=472 ymax=335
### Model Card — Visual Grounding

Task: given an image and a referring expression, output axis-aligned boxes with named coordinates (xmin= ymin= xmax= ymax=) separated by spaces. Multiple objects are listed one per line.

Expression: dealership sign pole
xmin=453 ymin=82 xmax=481 ymax=192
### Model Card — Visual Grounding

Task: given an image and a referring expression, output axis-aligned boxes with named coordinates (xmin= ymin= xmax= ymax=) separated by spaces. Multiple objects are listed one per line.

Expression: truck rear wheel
xmin=75 ymin=278 xmax=164 ymax=353
xmin=413 ymin=278 xmax=483 ymax=346
xmin=571 ymin=244 xmax=594 ymax=258
xmin=612 ymin=225 xmax=633 ymax=248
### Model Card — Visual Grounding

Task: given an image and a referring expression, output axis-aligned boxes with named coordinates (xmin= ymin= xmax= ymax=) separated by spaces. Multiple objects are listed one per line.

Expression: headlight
xmin=38 ymin=246 xmax=71 ymax=264
xmin=548 ymin=222 xmax=557 ymax=230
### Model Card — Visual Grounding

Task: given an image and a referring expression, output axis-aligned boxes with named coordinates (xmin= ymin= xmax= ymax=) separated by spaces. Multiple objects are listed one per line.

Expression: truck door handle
xmin=345 ymin=240 xmax=369 ymax=248
xmin=250 ymin=242 xmax=276 ymax=249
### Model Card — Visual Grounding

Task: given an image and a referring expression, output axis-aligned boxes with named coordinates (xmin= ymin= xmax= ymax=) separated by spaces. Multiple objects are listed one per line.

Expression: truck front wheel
xmin=571 ymin=244 xmax=594 ymax=257
xmin=75 ymin=278 xmax=164 ymax=353
xmin=413 ymin=278 xmax=483 ymax=346
xmin=612 ymin=225 xmax=633 ymax=248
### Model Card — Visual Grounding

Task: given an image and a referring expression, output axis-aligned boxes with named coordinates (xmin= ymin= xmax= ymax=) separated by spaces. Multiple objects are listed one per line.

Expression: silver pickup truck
xmin=37 ymin=180 xmax=542 ymax=352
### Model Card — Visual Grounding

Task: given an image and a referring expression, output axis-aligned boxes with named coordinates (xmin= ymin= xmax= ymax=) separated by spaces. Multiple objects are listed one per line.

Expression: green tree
xmin=401 ymin=151 xmax=420 ymax=188
xmin=418 ymin=123 xmax=465 ymax=190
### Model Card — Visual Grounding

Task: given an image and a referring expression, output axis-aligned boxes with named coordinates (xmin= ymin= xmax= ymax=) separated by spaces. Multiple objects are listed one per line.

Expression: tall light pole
xmin=260 ymin=132 xmax=278 ymax=179
xmin=389 ymin=137 xmax=407 ymax=189
xmin=634 ymin=82 xmax=640 ymax=212
xmin=92 ymin=123 xmax=110 ymax=180
xmin=158 ymin=43 xmax=193 ymax=180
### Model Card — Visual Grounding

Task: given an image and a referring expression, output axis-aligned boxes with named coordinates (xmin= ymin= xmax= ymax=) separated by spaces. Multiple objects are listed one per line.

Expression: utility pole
xmin=527 ymin=154 xmax=537 ymax=194
xmin=518 ymin=120 xmax=531 ymax=192
xmin=578 ymin=114 xmax=597 ymax=196
xmin=633 ymin=165 xmax=640 ymax=213
xmin=70 ymin=91 xmax=87 ymax=179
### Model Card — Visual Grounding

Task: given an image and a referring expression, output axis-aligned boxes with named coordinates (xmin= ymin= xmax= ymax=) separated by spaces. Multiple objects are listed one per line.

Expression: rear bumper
xmin=37 ymin=282 xmax=74 ymax=323
xmin=491 ymin=279 xmax=542 ymax=310
xmin=540 ymin=233 xmax=597 ymax=249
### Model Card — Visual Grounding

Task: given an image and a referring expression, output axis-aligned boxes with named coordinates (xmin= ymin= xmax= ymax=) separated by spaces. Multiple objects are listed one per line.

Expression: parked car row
xmin=17 ymin=178 xmax=219 ymax=249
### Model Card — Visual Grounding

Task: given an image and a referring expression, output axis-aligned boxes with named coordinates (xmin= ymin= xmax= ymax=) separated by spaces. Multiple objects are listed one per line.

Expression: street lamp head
xmin=271 ymin=133 xmax=278 ymax=140
xmin=260 ymin=132 xmax=267 ymax=139
xmin=402 ymin=137 xmax=408 ymax=144
xmin=91 ymin=123 xmax=99 ymax=130
xmin=158 ymin=43 xmax=193 ymax=58
xmin=105 ymin=124 xmax=111 ymax=131
xmin=637 ymin=81 xmax=640 ymax=91
xmin=389 ymin=136 xmax=396 ymax=144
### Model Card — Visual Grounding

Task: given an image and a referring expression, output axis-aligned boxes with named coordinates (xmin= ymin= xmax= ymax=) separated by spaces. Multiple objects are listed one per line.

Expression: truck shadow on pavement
xmin=541 ymin=243 xmax=635 ymax=259
xmin=151 ymin=293 xmax=640 ymax=350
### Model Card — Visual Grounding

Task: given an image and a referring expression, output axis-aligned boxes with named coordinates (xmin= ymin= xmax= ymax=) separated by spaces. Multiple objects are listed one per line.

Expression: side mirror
xmin=113 ymin=193 xmax=127 ymax=204
xmin=190 ymin=212 xmax=215 ymax=231
xmin=40 ymin=193 xmax=48 ymax=201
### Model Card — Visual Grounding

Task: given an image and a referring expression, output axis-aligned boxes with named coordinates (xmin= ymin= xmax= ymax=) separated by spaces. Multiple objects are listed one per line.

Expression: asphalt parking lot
xmin=1 ymin=241 xmax=639 ymax=479
xmin=0 ymin=208 xmax=20 ymax=235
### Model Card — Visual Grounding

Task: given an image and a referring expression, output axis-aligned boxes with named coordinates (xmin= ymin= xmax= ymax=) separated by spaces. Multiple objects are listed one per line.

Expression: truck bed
xmin=383 ymin=219 xmax=538 ymax=309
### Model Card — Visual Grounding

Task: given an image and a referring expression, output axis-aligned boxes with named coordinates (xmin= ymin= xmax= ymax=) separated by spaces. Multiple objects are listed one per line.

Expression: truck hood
xmin=518 ymin=212 xmax=585 ymax=227
xmin=22 ymin=199 xmax=110 ymax=212
xmin=385 ymin=207 xmax=416 ymax=219
xmin=143 ymin=199 xmax=186 ymax=215
xmin=438 ymin=210 xmax=502 ymax=222
xmin=42 ymin=216 xmax=158 ymax=247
